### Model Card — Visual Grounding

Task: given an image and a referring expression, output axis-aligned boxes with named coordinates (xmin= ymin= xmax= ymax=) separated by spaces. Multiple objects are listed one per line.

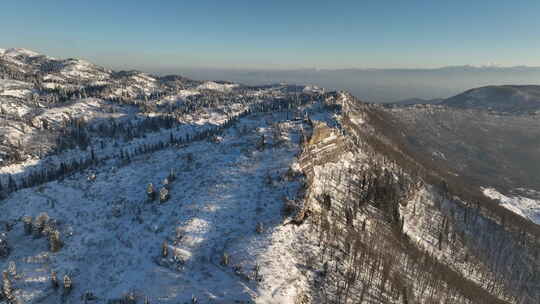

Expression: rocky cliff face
xmin=291 ymin=93 xmax=539 ymax=303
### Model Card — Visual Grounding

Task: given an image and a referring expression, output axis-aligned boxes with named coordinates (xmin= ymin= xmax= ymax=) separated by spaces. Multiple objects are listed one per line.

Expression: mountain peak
xmin=3 ymin=48 xmax=42 ymax=58
xmin=441 ymin=85 xmax=540 ymax=113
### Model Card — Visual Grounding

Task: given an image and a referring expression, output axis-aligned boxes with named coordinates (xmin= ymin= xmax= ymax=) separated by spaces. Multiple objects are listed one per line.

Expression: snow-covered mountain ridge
xmin=0 ymin=49 xmax=539 ymax=303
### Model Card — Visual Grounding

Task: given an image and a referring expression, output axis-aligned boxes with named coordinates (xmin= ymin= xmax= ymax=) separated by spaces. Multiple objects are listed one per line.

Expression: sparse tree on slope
xmin=147 ymin=183 xmax=156 ymax=201
xmin=0 ymin=233 xmax=9 ymax=258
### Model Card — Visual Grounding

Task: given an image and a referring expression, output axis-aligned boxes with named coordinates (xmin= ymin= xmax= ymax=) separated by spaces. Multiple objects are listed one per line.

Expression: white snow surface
xmin=43 ymin=75 xmax=65 ymax=82
xmin=174 ymin=89 xmax=200 ymax=99
xmin=483 ymin=187 xmax=540 ymax=225
xmin=0 ymin=79 xmax=32 ymax=98
xmin=302 ymin=85 xmax=324 ymax=94
xmin=0 ymin=95 xmax=249 ymax=179
xmin=3 ymin=48 xmax=41 ymax=58
xmin=0 ymin=111 xmax=311 ymax=303
xmin=197 ymin=81 xmax=239 ymax=92
xmin=42 ymin=82 xmax=63 ymax=89
xmin=0 ymin=89 xmax=31 ymax=98
xmin=60 ymin=59 xmax=110 ymax=80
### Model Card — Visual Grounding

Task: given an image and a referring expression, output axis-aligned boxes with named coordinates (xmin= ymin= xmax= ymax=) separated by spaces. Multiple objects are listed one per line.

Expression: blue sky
xmin=2 ymin=0 xmax=540 ymax=70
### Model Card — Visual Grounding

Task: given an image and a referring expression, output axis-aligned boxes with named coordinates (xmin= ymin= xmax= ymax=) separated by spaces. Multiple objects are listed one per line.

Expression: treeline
xmin=3 ymin=86 xmax=322 ymax=165
xmin=0 ymin=92 xmax=319 ymax=199
xmin=0 ymin=111 xmax=243 ymax=199
xmin=0 ymin=59 xmax=42 ymax=84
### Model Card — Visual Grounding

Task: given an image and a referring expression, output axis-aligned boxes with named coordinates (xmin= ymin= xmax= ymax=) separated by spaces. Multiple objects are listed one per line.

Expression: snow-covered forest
xmin=0 ymin=48 xmax=539 ymax=304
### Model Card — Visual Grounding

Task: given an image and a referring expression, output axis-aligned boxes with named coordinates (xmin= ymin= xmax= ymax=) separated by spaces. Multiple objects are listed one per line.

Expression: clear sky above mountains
xmin=2 ymin=0 xmax=540 ymax=70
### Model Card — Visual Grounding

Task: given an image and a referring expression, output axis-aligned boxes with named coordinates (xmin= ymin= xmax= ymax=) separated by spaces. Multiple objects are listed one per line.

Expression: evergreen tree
xmin=162 ymin=240 xmax=168 ymax=257
xmin=0 ymin=233 xmax=9 ymax=258
xmin=2 ymin=271 xmax=13 ymax=303
xmin=159 ymin=187 xmax=169 ymax=203
xmin=168 ymin=168 xmax=176 ymax=182
xmin=22 ymin=216 xmax=33 ymax=235
xmin=49 ymin=230 xmax=63 ymax=252
xmin=147 ymin=183 xmax=156 ymax=201
xmin=51 ymin=271 xmax=59 ymax=289
xmin=63 ymin=275 xmax=72 ymax=294
xmin=33 ymin=212 xmax=50 ymax=238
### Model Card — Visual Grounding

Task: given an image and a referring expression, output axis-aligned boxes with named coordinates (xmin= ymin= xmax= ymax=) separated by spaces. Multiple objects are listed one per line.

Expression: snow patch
xmin=483 ymin=187 xmax=540 ymax=225
xmin=60 ymin=59 xmax=110 ymax=80
xmin=0 ymin=89 xmax=31 ymax=98
xmin=4 ymin=48 xmax=41 ymax=58
xmin=197 ymin=81 xmax=239 ymax=92
xmin=302 ymin=85 xmax=324 ymax=94
xmin=0 ymin=79 xmax=32 ymax=98
xmin=158 ymin=90 xmax=201 ymax=105
xmin=43 ymin=74 xmax=65 ymax=82
xmin=42 ymin=82 xmax=62 ymax=89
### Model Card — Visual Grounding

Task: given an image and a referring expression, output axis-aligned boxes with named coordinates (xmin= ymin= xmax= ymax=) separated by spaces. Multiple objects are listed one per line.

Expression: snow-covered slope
xmin=0 ymin=109 xmax=313 ymax=303
xmin=0 ymin=47 xmax=341 ymax=303
xmin=59 ymin=58 xmax=110 ymax=81
xmin=3 ymin=48 xmax=41 ymax=58
xmin=483 ymin=188 xmax=540 ymax=225
xmin=1 ymin=48 xmax=539 ymax=304
xmin=0 ymin=79 xmax=33 ymax=98
xmin=197 ymin=81 xmax=239 ymax=92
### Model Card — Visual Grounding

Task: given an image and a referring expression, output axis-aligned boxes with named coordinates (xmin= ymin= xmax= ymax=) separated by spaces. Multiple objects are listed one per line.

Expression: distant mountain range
xmin=441 ymin=85 xmax=540 ymax=113
xmin=391 ymin=85 xmax=540 ymax=113
xmin=175 ymin=66 xmax=540 ymax=103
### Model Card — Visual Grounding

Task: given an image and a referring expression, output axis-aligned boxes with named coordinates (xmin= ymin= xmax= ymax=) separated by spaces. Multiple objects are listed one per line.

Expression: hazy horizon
xmin=159 ymin=65 xmax=540 ymax=103
xmin=3 ymin=0 xmax=540 ymax=70
xmin=4 ymin=46 xmax=540 ymax=102
xmin=3 ymin=0 xmax=540 ymax=102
